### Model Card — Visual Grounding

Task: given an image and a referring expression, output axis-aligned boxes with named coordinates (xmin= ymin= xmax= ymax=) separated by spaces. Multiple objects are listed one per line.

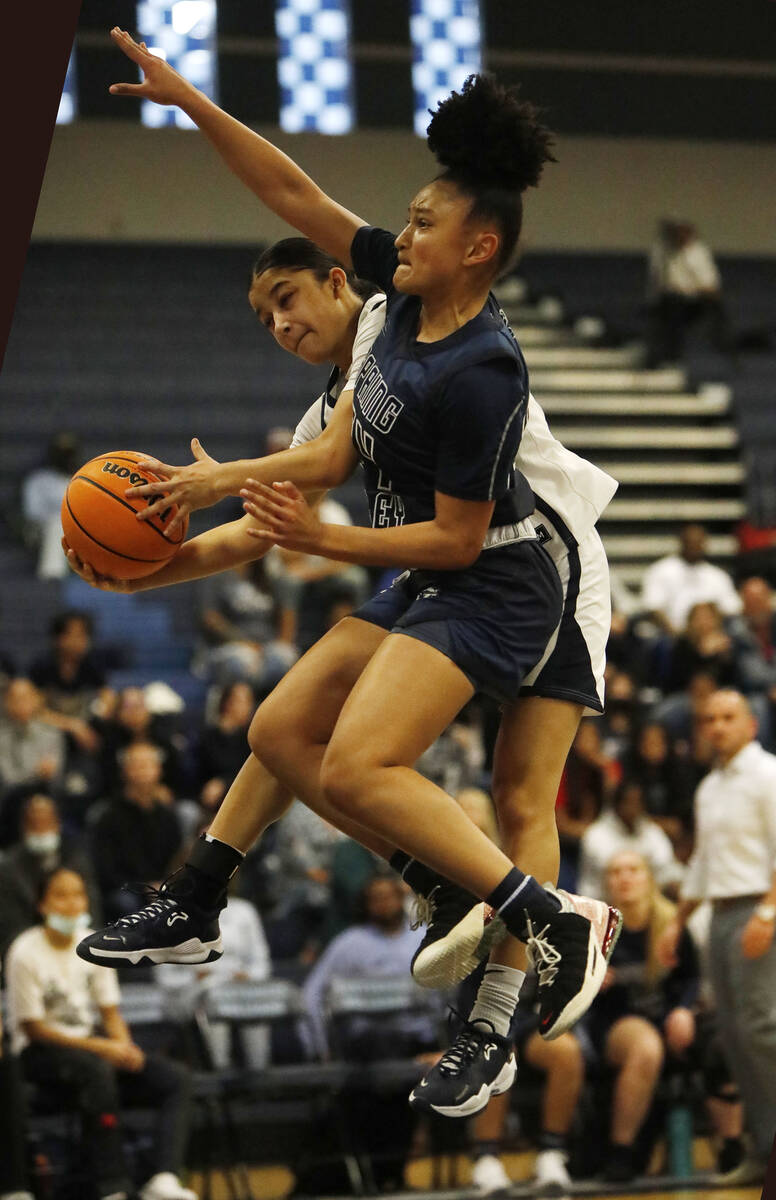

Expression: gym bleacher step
xmin=597 ymin=461 xmax=744 ymax=485
xmin=604 ymin=498 xmax=745 ymax=521
xmin=525 ymin=344 xmax=645 ymax=369
xmin=551 ymin=425 xmax=738 ymax=449
xmin=531 ymin=366 xmax=687 ymax=392
xmin=602 ymin=533 xmax=738 ymax=560
xmin=538 ymin=389 xmax=731 ymax=417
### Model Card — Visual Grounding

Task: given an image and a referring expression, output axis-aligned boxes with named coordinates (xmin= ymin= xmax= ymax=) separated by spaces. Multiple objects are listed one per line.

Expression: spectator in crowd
xmin=5 ymin=867 xmax=196 ymax=1200
xmin=262 ymin=800 xmax=347 ymax=961
xmin=660 ymin=602 xmax=736 ymax=696
xmin=0 ymin=793 xmax=101 ymax=958
xmin=89 ymin=742 xmax=183 ymax=919
xmin=577 ymin=779 xmax=683 ymax=901
xmin=95 ymin=686 xmax=187 ymax=797
xmin=729 ymin=576 xmax=776 ymax=747
xmin=29 ymin=610 xmax=106 ymax=724
xmin=468 ymin=969 xmax=585 ymax=1196
xmin=21 ymin=431 xmax=80 ymax=579
xmin=194 ymin=560 xmax=298 ymax=693
xmin=196 ymin=681 xmax=256 ymax=814
xmin=623 ymin=723 xmax=695 ymax=848
xmin=586 ymin=850 xmax=700 ymax=1183
xmin=661 ymin=689 xmax=776 ymax=1185
xmin=0 ymin=679 xmax=65 ymax=842
xmin=0 ymin=1005 xmax=33 ymax=1200
xmin=156 ymin=871 xmax=271 ymax=1069
xmin=302 ymin=876 xmax=440 ymax=1191
xmin=639 ymin=524 xmax=741 ymax=636
xmin=556 ymin=720 xmax=618 ymax=889
xmin=645 ymin=219 xmax=731 ymax=368
xmin=303 ymin=876 xmax=438 ymax=1060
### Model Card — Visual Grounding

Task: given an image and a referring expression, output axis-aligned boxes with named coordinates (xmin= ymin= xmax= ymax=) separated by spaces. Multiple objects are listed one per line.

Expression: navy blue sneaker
xmin=409 ymin=1018 xmax=516 ymax=1118
xmin=77 ymin=883 xmax=223 ymax=968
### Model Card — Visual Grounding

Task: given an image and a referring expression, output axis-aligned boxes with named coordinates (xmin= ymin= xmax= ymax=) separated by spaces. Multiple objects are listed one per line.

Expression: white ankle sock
xmin=469 ymin=964 xmax=526 ymax=1037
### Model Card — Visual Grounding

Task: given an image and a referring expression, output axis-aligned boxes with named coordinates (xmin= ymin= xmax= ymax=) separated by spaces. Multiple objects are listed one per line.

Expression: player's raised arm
xmin=108 ymin=28 xmax=365 ymax=267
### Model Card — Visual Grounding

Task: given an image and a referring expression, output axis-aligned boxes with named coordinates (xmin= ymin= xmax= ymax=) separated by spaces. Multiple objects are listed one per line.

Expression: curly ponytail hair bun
xmin=425 ymin=74 xmax=556 ymax=273
xmin=427 ymin=73 xmax=556 ymax=193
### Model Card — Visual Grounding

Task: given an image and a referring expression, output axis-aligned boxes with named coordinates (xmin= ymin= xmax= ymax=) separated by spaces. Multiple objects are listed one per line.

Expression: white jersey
xmin=290 ymin=293 xmax=387 ymax=448
xmin=291 ymin=292 xmax=617 ymax=539
xmin=521 ymin=393 xmax=617 ymax=541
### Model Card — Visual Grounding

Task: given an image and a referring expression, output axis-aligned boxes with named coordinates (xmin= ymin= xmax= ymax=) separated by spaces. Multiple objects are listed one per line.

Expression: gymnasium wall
xmin=32 ymin=122 xmax=776 ymax=255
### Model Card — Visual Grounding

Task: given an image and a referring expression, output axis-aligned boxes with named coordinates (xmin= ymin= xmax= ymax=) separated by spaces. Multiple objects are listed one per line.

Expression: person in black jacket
xmin=89 ymin=743 xmax=182 ymax=919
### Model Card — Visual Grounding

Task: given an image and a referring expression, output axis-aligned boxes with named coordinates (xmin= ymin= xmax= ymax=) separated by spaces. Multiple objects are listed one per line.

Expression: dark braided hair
xmin=426 ymin=74 xmax=556 ymax=273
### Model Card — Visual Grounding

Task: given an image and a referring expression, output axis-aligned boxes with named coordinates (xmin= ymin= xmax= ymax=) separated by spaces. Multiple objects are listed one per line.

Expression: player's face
xmin=393 ymin=180 xmax=497 ymax=298
xmin=249 ymin=268 xmax=348 ymax=365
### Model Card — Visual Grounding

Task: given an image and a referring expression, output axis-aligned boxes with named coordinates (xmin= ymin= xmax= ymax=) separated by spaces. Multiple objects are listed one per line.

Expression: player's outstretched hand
xmin=125 ymin=437 xmax=220 ymax=534
xmin=109 ymin=27 xmax=195 ymax=107
xmin=62 ymin=539 xmax=136 ymax=593
xmin=241 ymin=480 xmax=322 ymax=551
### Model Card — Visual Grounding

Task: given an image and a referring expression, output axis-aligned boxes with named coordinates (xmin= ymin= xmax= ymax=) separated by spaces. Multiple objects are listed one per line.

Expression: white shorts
xmin=520 ymin=503 xmax=610 ymax=714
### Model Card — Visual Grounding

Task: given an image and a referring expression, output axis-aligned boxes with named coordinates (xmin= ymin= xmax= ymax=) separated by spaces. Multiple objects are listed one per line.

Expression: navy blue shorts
xmin=353 ymin=540 xmax=563 ymax=705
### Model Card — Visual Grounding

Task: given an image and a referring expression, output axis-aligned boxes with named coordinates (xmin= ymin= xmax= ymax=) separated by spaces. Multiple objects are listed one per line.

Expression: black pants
xmin=0 ymin=1051 xmax=30 ymax=1194
xmin=646 ymin=293 xmax=732 ymax=366
xmin=22 ymin=1043 xmax=192 ymax=1194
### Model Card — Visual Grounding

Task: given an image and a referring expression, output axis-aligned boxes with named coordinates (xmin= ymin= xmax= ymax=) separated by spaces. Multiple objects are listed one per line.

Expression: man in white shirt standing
xmin=640 ymin=524 xmax=741 ymax=634
xmin=661 ymin=689 xmax=776 ymax=1184
xmin=645 ymin=219 xmax=732 ymax=367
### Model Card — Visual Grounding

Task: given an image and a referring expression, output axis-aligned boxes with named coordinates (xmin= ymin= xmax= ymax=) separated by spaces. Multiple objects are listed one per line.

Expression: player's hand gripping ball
xmin=61 ymin=451 xmax=189 ymax=579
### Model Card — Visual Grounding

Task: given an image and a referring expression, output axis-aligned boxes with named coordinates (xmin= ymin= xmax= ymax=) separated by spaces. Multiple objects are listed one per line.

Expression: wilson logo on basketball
xmin=102 ymin=463 xmax=149 ymax=486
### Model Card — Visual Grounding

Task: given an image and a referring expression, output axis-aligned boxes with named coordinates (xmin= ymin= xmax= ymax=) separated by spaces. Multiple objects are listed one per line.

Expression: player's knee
xmin=492 ymin=782 xmax=552 ymax=839
xmin=320 ymin=747 xmax=368 ymax=816
xmin=248 ymin=703 xmax=284 ymax=771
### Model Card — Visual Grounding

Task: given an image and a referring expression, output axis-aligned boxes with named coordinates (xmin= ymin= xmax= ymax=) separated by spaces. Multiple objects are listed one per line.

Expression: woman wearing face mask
xmin=4 ymin=867 xmax=196 ymax=1200
xmin=0 ymin=793 xmax=102 ymax=959
xmin=75 ymin=35 xmax=624 ymax=1115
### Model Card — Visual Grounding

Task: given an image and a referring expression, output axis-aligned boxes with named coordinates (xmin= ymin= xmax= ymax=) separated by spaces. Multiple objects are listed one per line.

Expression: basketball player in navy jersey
xmin=80 ymin=35 xmax=621 ymax=1114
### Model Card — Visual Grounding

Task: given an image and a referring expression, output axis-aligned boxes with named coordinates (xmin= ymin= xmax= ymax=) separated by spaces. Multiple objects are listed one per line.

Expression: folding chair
xmin=323 ymin=976 xmax=443 ymax=1194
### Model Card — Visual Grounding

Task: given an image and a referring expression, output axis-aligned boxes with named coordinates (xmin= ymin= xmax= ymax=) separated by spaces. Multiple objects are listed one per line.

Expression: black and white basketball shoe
xmin=77 ymin=879 xmax=223 ymax=968
xmin=409 ymin=1017 xmax=516 ymax=1118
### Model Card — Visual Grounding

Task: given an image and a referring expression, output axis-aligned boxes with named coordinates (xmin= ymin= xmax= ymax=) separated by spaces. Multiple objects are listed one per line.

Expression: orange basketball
xmin=61 ymin=450 xmax=189 ymax=579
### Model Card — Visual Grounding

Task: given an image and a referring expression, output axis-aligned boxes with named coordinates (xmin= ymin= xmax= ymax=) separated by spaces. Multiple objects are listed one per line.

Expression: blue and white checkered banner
xmin=410 ymin=0 xmax=482 ymax=136
xmin=56 ymin=50 xmax=77 ymax=124
xmin=137 ymin=0 xmax=218 ymax=128
xmin=276 ymin=0 xmax=354 ymax=134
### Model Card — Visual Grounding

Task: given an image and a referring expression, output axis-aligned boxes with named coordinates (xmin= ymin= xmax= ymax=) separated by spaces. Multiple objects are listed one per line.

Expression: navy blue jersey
xmin=350 ymin=226 xmax=535 ymax=531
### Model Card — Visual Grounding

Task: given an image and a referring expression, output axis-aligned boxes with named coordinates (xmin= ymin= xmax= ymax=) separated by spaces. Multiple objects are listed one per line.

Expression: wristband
xmin=755 ymin=903 xmax=776 ymax=922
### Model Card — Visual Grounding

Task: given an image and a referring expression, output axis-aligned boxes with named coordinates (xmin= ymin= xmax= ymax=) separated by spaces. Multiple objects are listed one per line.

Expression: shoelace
xmin=112 ymin=884 xmax=179 ymax=928
xmin=524 ymin=915 xmax=561 ymax=988
xmin=438 ymin=1011 xmax=495 ymax=1076
xmin=409 ymin=885 xmax=438 ymax=931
